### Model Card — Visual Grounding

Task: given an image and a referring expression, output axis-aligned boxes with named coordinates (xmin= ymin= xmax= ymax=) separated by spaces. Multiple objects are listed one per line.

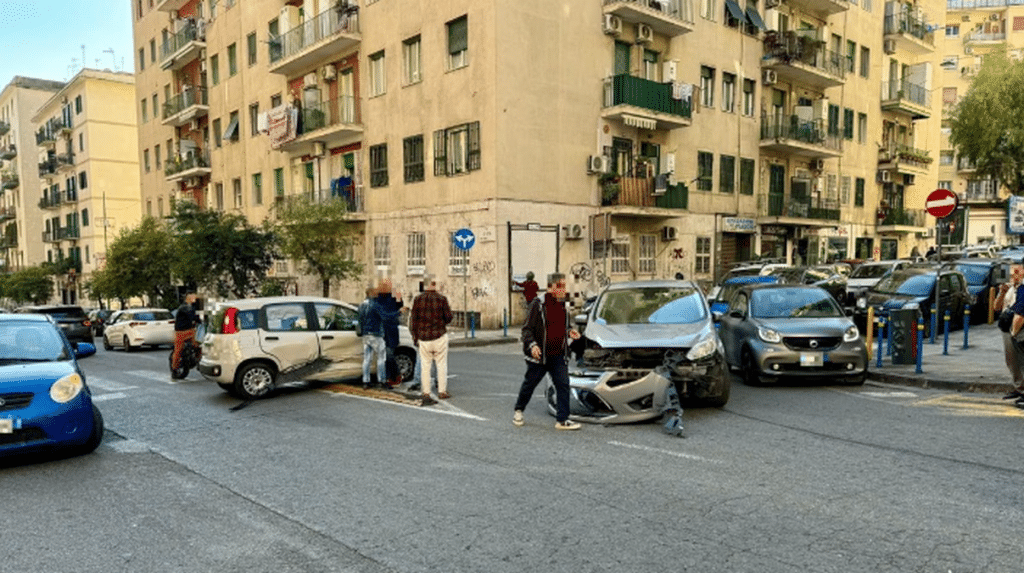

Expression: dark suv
xmin=15 ymin=305 xmax=93 ymax=344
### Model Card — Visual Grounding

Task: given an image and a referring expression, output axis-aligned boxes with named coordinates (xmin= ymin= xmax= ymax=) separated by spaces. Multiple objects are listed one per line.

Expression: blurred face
xmin=1012 ymin=265 xmax=1024 ymax=284
xmin=548 ymin=280 xmax=567 ymax=301
xmin=378 ymin=279 xmax=392 ymax=294
xmin=185 ymin=294 xmax=197 ymax=304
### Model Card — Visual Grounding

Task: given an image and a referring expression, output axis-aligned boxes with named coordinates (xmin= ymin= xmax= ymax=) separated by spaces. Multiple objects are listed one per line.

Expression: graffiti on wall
xmin=472 ymin=260 xmax=496 ymax=274
xmin=569 ymin=261 xmax=610 ymax=288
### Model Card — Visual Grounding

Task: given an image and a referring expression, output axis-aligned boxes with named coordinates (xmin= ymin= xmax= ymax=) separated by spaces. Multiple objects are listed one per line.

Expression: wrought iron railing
xmin=298 ymin=95 xmax=358 ymax=135
xmin=760 ymin=115 xmax=843 ymax=152
xmin=163 ymin=87 xmax=208 ymax=120
xmin=763 ymin=31 xmax=847 ymax=79
xmin=766 ymin=193 xmax=840 ymax=220
xmin=270 ymin=8 xmax=359 ymax=64
xmin=881 ymin=80 xmax=931 ymax=107
xmin=161 ymin=22 xmax=204 ymax=61
xmin=603 ymin=74 xmax=692 ymax=119
xmin=165 ymin=150 xmax=211 ymax=176
xmin=883 ymin=12 xmax=934 ymax=45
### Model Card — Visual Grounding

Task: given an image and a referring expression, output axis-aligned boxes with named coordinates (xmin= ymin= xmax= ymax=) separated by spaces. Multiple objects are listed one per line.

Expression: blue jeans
xmin=515 ymin=354 xmax=570 ymax=422
xmin=362 ymin=335 xmax=387 ymax=384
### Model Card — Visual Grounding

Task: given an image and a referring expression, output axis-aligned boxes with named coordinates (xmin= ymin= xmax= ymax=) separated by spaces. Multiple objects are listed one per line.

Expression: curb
xmin=448 ymin=335 xmax=518 ymax=348
xmin=867 ymin=370 xmax=1011 ymax=395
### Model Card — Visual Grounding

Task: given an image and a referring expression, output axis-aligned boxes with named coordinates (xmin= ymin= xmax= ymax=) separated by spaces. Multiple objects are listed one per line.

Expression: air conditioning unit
xmin=764 ymin=0 xmax=781 ymax=8
xmin=878 ymin=170 xmax=892 ymax=183
xmin=303 ymin=72 xmax=318 ymax=87
xmin=587 ymin=155 xmax=608 ymax=174
xmin=964 ymin=46 xmax=974 ymax=55
xmin=662 ymin=226 xmax=677 ymax=241
xmin=603 ymin=14 xmax=622 ymax=36
xmin=809 ymin=158 xmax=824 ymax=171
xmin=200 ymin=59 xmax=207 ymax=72
xmin=663 ymin=60 xmax=677 ymax=82
xmin=636 ymin=23 xmax=654 ymax=44
xmin=563 ymin=224 xmax=584 ymax=240
xmin=321 ymin=64 xmax=337 ymax=82
xmin=762 ymin=69 xmax=777 ymax=85
xmin=883 ymin=39 xmax=897 ymax=55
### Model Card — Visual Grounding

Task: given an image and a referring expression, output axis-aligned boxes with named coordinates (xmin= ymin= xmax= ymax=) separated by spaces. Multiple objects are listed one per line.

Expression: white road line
xmin=319 ymin=390 xmax=488 ymax=421
xmin=87 ymin=377 xmax=139 ymax=392
xmin=92 ymin=392 xmax=128 ymax=402
xmin=105 ymin=439 xmax=151 ymax=453
xmin=125 ymin=370 xmax=174 ymax=383
xmin=607 ymin=440 xmax=721 ymax=464
xmin=832 ymin=388 xmax=919 ymax=401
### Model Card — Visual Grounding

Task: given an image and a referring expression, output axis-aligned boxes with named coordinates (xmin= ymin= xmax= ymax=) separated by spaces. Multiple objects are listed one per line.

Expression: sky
xmin=0 ymin=0 xmax=135 ymax=86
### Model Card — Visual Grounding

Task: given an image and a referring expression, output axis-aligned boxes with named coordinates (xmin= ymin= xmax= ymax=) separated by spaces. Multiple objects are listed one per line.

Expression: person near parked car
xmin=376 ymin=278 xmax=405 ymax=388
xmin=1007 ymin=272 xmax=1024 ymax=409
xmin=513 ymin=273 xmax=582 ymax=431
xmin=512 ymin=271 xmax=540 ymax=304
xmin=172 ymin=292 xmax=200 ymax=371
xmin=410 ymin=276 xmax=453 ymax=405
xmin=360 ymin=283 xmax=399 ymax=390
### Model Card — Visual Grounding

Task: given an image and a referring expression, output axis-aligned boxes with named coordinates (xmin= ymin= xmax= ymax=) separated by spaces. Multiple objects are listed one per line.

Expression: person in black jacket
xmin=172 ymin=292 xmax=200 ymax=370
xmin=512 ymin=273 xmax=582 ymax=430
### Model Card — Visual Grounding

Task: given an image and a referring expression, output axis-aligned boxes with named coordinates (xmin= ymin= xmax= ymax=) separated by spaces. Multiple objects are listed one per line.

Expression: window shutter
xmin=433 ymin=129 xmax=447 ymax=176
xmin=467 ymin=121 xmax=480 ymax=171
xmin=448 ymin=16 xmax=468 ymax=54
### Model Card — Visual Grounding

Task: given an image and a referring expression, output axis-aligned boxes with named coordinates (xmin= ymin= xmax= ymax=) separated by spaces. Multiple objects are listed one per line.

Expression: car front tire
xmin=741 ymin=347 xmax=764 ymax=387
xmin=102 ymin=334 xmax=112 ymax=351
xmin=78 ymin=405 xmax=104 ymax=455
xmin=395 ymin=347 xmax=416 ymax=382
xmin=123 ymin=336 xmax=135 ymax=352
xmin=234 ymin=362 xmax=276 ymax=400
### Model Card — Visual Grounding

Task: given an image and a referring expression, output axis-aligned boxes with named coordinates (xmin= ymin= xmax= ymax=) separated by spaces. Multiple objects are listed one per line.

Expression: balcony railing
xmin=760 ymin=116 xmax=843 ymax=152
xmin=161 ymin=21 xmax=205 ymax=63
xmin=963 ymin=31 xmax=1006 ymax=43
xmin=59 ymin=226 xmax=80 ymax=240
xmin=0 ymin=120 xmax=9 ymax=135
xmin=56 ymin=152 xmax=75 ymax=170
xmin=61 ymin=189 xmax=78 ymax=204
xmin=878 ymin=208 xmax=926 ymax=227
xmin=879 ymin=143 xmax=932 ymax=167
xmin=0 ymin=145 xmax=16 ymax=160
xmin=42 ymin=230 xmax=60 ymax=243
xmin=602 ymin=0 xmax=695 ymax=36
xmin=0 ymin=236 xmax=16 ymax=249
xmin=604 ymin=73 xmax=692 ymax=120
xmin=38 ymin=158 xmax=57 ymax=177
xmin=165 ymin=150 xmax=211 ymax=177
xmin=1 ymin=173 xmax=18 ymax=190
xmin=269 ymin=7 xmax=360 ymax=74
xmin=767 ymin=193 xmax=841 ymax=220
xmin=763 ymin=31 xmax=847 ymax=81
xmin=35 ymin=120 xmax=65 ymax=146
xmin=39 ymin=194 xmax=61 ymax=209
xmin=299 ymin=95 xmax=358 ymax=135
xmin=884 ymin=12 xmax=935 ymax=46
xmin=162 ymin=87 xmax=208 ymax=121
xmin=881 ymin=80 xmax=931 ymax=108
xmin=0 ymin=205 xmax=14 ymax=221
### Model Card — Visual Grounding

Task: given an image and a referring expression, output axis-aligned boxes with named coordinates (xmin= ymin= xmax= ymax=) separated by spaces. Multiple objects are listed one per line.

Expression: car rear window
xmin=210 ymin=308 xmax=259 ymax=332
xmin=874 ymin=273 xmax=934 ymax=297
xmin=851 ymin=265 xmax=893 ymax=279
xmin=35 ymin=307 xmax=87 ymax=320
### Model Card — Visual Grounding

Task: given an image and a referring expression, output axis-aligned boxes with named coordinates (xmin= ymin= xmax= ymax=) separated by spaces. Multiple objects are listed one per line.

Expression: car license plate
xmin=0 ymin=418 xmax=12 ymax=434
xmin=800 ymin=353 xmax=822 ymax=367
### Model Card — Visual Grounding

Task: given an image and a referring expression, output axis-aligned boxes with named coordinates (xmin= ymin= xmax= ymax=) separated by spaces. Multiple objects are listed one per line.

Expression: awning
xmin=746 ymin=6 xmax=767 ymax=31
xmin=725 ymin=0 xmax=748 ymax=24
xmin=623 ymin=115 xmax=658 ymax=130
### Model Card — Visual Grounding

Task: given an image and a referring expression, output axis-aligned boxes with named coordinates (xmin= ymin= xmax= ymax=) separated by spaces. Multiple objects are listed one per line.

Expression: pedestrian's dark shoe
xmin=1002 ymin=390 xmax=1023 ymax=400
xmin=362 ymin=383 xmax=370 ymax=390
xmin=438 ymin=392 xmax=450 ymax=400
xmin=421 ymin=394 xmax=437 ymax=406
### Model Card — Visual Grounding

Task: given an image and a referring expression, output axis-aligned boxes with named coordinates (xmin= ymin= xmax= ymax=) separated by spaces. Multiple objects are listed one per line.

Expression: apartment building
xmin=132 ymin=0 xmax=944 ymax=327
xmin=30 ymin=69 xmax=143 ymax=304
xmin=941 ymin=0 xmax=1022 ymax=245
xmin=0 ymin=77 xmax=65 ymax=274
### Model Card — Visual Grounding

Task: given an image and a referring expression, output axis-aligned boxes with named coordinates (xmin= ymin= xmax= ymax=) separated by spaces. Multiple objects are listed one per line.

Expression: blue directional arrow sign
xmin=453 ymin=228 xmax=475 ymax=251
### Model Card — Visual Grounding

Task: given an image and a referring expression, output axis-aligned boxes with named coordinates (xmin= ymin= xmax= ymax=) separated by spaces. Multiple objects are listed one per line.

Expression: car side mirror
xmin=574 ymin=313 xmax=588 ymax=327
xmin=711 ymin=310 xmax=724 ymax=322
xmin=74 ymin=341 xmax=97 ymax=358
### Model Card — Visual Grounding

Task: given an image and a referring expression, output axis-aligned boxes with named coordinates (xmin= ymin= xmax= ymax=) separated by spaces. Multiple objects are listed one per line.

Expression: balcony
xmin=1 ymin=173 xmax=18 ymax=190
xmin=785 ymin=0 xmax=849 ymax=18
xmin=0 ymin=120 xmax=9 ymax=136
xmin=881 ymin=80 xmax=931 ymax=120
xmin=877 ymin=208 xmax=927 ymax=233
xmin=35 ymin=122 xmax=63 ymax=148
xmin=42 ymin=229 xmax=60 ymax=243
xmin=61 ymin=189 xmax=79 ymax=204
xmin=761 ymin=193 xmax=841 ymax=225
xmin=0 ymin=144 xmax=16 ymax=160
xmin=155 ymin=0 xmax=190 ymax=12
xmin=963 ymin=31 xmax=1006 ymax=45
xmin=299 ymin=186 xmax=366 ymax=216
xmin=883 ymin=7 xmax=935 ymax=55
xmin=269 ymin=8 xmax=360 ymax=76
xmin=162 ymin=87 xmax=209 ymax=127
xmin=878 ymin=144 xmax=931 ymax=177
xmin=165 ymin=150 xmax=211 ymax=181
xmin=0 ymin=236 xmax=16 ymax=249
xmin=59 ymin=226 xmax=80 ymax=240
xmin=277 ymin=96 xmax=363 ymax=155
xmin=38 ymin=158 xmax=57 ymax=178
xmin=965 ymin=188 xmax=1001 ymax=204
xmin=600 ymin=176 xmax=687 ymax=216
xmin=763 ymin=31 xmax=846 ymax=90
xmin=0 ymin=205 xmax=14 ymax=222
xmin=602 ymin=0 xmax=695 ymax=37
xmin=39 ymin=194 xmax=61 ymax=209
xmin=55 ymin=152 xmax=75 ymax=172
xmin=957 ymin=157 xmax=977 ymax=173
xmin=601 ymin=74 xmax=692 ymax=131
xmin=160 ymin=22 xmax=206 ymax=71
xmin=760 ymin=116 xmax=843 ymax=159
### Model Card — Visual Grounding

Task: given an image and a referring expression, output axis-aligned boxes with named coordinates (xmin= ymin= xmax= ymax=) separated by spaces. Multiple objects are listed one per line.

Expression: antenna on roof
xmin=103 ymin=48 xmax=116 ymax=71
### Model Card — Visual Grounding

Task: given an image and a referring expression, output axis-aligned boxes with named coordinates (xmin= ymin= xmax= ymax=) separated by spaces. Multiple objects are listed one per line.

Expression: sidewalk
xmin=446 ymin=327 xmax=519 ymax=348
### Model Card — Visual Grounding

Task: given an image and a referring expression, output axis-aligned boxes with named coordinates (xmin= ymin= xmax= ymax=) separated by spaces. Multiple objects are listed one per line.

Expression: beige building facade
xmin=133 ymin=0 xmax=948 ymax=327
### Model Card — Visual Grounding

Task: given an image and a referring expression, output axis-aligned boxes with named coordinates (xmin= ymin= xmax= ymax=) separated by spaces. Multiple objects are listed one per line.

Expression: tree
xmin=273 ymin=196 xmax=363 ymax=296
xmin=169 ymin=202 xmax=279 ymax=299
xmin=90 ymin=217 xmax=178 ymax=307
xmin=949 ymin=47 xmax=1024 ymax=196
xmin=2 ymin=266 xmax=55 ymax=304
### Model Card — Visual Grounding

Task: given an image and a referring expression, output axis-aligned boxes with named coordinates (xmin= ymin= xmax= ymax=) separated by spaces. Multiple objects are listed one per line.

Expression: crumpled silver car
xmin=547 ymin=280 xmax=730 ymax=424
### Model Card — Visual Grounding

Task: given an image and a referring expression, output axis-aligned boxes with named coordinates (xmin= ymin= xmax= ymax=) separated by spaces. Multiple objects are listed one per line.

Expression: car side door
xmin=717 ymin=291 xmax=749 ymax=366
xmin=258 ymin=302 xmax=320 ymax=377
xmin=307 ymin=302 xmax=362 ymax=382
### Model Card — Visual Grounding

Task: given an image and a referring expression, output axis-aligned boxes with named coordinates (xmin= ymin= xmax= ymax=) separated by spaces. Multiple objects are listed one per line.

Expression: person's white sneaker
xmin=513 ymin=410 xmax=525 ymax=427
xmin=555 ymin=420 xmax=581 ymax=431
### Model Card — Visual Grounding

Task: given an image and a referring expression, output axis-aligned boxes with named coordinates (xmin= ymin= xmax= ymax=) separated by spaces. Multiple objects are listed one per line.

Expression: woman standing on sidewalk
xmin=995 ymin=263 xmax=1024 ymax=403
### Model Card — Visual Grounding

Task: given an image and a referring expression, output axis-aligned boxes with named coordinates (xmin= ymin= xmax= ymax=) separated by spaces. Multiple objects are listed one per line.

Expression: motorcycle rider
xmin=172 ymin=291 xmax=201 ymax=371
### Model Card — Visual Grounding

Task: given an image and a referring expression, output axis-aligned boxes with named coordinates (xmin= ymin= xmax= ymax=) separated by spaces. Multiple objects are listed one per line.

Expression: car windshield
xmin=767 ymin=268 xmax=804 ymax=282
xmin=750 ymin=288 xmax=842 ymax=319
xmin=873 ymin=273 xmax=934 ymax=296
xmin=716 ymin=283 xmax=746 ymax=305
xmin=135 ymin=311 xmax=174 ymax=321
xmin=596 ymin=286 xmax=707 ymax=325
xmin=0 ymin=322 xmax=70 ymax=362
xmin=952 ymin=264 xmax=989 ymax=286
xmin=851 ymin=264 xmax=893 ymax=279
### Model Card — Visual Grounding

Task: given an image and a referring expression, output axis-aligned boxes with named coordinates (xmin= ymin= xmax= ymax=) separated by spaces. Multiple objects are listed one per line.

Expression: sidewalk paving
xmin=448 ymin=323 xmax=1017 ymax=395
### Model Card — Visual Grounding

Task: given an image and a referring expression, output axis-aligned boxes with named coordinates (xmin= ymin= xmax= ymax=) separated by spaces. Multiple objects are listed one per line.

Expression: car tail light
xmin=82 ymin=320 xmax=91 ymax=327
xmin=222 ymin=307 xmax=240 ymax=334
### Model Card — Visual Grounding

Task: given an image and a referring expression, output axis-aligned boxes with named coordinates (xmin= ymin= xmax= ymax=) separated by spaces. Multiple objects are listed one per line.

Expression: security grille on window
xmin=374 ymin=235 xmax=391 ymax=271
xmin=434 ymin=121 xmax=480 ymax=176
xmin=638 ymin=235 xmax=656 ymax=275
xmin=370 ymin=143 xmax=388 ymax=187
xmin=447 ymin=15 xmax=468 ymax=70
xmin=695 ymin=237 xmax=711 ymax=274
xmin=449 ymin=232 xmax=468 ymax=276
xmin=611 ymin=242 xmax=630 ymax=275
xmin=404 ymin=135 xmax=424 ymax=183
xmin=407 ymin=232 xmax=426 ymax=275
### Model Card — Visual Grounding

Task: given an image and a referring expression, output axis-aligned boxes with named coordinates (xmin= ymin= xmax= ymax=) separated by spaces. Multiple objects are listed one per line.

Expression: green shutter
xmin=448 ymin=16 xmax=468 ymax=54
xmin=614 ymin=41 xmax=631 ymax=76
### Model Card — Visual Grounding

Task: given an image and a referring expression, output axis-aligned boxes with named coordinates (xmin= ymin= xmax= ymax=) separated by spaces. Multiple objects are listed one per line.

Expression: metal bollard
xmin=943 ymin=310 xmax=951 ymax=356
xmin=876 ymin=316 xmax=885 ymax=368
xmin=963 ymin=306 xmax=971 ymax=349
xmin=503 ymin=309 xmax=508 ymax=338
xmin=470 ymin=312 xmax=476 ymax=338
xmin=916 ymin=317 xmax=924 ymax=374
xmin=887 ymin=314 xmax=894 ymax=356
xmin=865 ymin=306 xmax=875 ymax=361
xmin=930 ymin=305 xmax=937 ymax=344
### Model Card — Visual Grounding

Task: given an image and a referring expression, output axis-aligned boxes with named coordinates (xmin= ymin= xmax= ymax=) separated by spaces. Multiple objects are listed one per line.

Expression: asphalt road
xmin=3 ymin=342 xmax=1023 ymax=573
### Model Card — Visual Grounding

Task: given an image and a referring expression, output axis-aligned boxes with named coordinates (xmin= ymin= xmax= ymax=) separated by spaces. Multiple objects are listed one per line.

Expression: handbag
xmin=999 ymin=310 xmax=1014 ymax=333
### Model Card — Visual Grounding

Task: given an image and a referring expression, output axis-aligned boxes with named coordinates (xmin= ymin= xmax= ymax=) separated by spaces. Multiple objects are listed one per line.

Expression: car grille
xmin=0 ymin=393 xmax=33 ymax=412
xmin=0 ymin=427 xmax=47 ymax=446
xmin=784 ymin=336 xmax=841 ymax=351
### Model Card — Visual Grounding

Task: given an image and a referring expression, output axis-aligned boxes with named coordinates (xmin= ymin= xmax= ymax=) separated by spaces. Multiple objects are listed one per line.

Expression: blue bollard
xmin=470 ymin=312 xmax=476 ymax=338
xmin=915 ymin=317 xmax=924 ymax=374
xmin=943 ymin=310 xmax=951 ymax=356
xmin=930 ymin=305 xmax=937 ymax=344
xmin=876 ymin=317 xmax=885 ymax=368
xmin=503 ymin=309 xmax=508 ymax=338
xmin=963 ymin=306 xmax=971 ymax=349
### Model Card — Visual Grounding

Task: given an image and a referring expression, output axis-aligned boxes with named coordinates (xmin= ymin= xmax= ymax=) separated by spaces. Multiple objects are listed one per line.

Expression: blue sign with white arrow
xmin=453 ymin=228 xmax=475 ymax=251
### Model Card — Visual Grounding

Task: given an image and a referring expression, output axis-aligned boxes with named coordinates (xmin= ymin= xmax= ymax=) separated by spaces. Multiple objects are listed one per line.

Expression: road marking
xmin=92 ymin=392 xmax=127 ymax=402
xmin=87 ymin=377 xmax=139 ymax=392
xmin=911 ymin=395 xmax=1024 ymax=418
xmin=105 ymin=439 xmax=151 ymax=453
xmin=125 ymin=370 xmax=174 ymax=383
xmin=607 ymin=440 xmax=721 ymax=464
xmin=858 ymin=391 xmax=919 ymax=399
xmin=319 ymin=389 xmax=487 ymax=420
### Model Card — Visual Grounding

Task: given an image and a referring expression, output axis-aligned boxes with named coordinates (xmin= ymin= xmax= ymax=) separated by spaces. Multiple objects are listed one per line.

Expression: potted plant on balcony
xmin=600 ymin=172 xmax=621 ymax=206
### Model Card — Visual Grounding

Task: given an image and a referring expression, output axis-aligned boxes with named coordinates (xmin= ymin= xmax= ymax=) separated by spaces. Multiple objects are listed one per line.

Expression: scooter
xmin=169 ymin=324 xmax=205 ymax=379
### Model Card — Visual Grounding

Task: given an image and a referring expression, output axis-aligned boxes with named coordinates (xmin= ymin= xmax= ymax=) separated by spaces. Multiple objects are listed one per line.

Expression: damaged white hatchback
xmin=547 ymin=280 xmax=730 ymax=430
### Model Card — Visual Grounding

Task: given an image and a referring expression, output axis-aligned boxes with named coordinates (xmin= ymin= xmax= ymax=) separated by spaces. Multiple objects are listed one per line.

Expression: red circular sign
xmin=925 ymin=188 xmax=959 ymax=219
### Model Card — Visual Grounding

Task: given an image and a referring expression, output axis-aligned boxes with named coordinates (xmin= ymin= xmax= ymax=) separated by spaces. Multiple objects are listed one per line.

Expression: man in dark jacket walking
xmin=172 ymin=292 xmax=200 ymax=371
xmin=513 ymin=273 xmax=581 ymax=430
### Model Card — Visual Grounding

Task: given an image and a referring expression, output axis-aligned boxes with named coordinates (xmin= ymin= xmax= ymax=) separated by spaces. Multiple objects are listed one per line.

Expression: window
xmin=695 ymin=237 xmax=712 ymax=274
xmin=940 ymin=151 xmax=954 ymax=165
xmin=700 ymin=0 xmax=716 ymax=21
xmin=643 ymin=50 xmax=659 ymax=81
xmin=155 ymin=144 xmax=161 ymax=168
xmin=211 ymin=54 xmax=220 ymax=85
xmin=638 ymin=235 xmax=656 ymax=275
xmin=233 ymin=178 xmax=242 ymax=209
xmin=247 ymin=32 xmax=257 ymax=66
xmin=264 ymin=303 xmax=309 ymax=332
xmin=79 ymin=171 xmax=88 ymax=189
xmin=143 ymin=149 xmax=150 ymax=172
xmin=722 ymin=73 xmax=736 ymax=113
xmin=252 ymin=172 xmax=263 ymax=205
xmin=858 ymin=112 xmax=868 ymax=143
xmin=846 ymin=40 xmax=856 ymax=73
xmin=938 ymin=180 xmax=953 ymax=191
xmin=404 ymin=135 xmax=424 ymax=183
xmin=841 ymin=175 xmax=851 ymax=205
xmin=843 ymin=108 xmax=854 ymax=140
xmin=855 ymin=177 xmax=865 ymax=207
xmin=700 ymin=66 xmax=715 ymax=108
xmin=227 ymin=43 xmax=238 ymax=76
xmin=249 ymin=103 xmax=259 ymax=136
xmin=611 ymin=242 xmax=630 ymax=275
xmin=152 ymin=94 xmax=158 ymax=121
xmin=434 ymin=121 xmax=481 ymax=176
xmin=374 ymin=235 xmax=391 ymax=271
xmin=225 ymin=110 xmax=239 ymax=142
xmin=945 ymin=25 xmax=959 ymax=37
xmin=447 ymin=15 xmax=468 ymax=70
xmin=719 ymin=155 xmax=735 ymax=193
xmin=213 ymin=118 xmax=222 ymax=147
xmin=724 ymin=0 xmax=742 ymax=28
xmin=697 ymin=151 xmax=713 ymax=191
xmin=449 ymin=231 xmax=468 ymax=276
xmin=403 ymin=35 xmax=422 ymax=85
xmin=75 ymin=95 xmax=82 ymax=114
xmin=370 ymin=143 xmax=388 ymax=187
xmin=740 ymin=158 xmax=755 ymax=195
xmin=215 ymin=182 xmax=224 ymax=210
xmin=78 ymin=133 xmax=84 ymax=152
xmin=407 ymin=232 xmax=426 ymax=275
xmin=369 ymin=51 xmax=386 ymax=96
xmin=141 ymin=99 xmax=148 ymax=123
xmin=146 ymin=200 xmax=152 ymax=216
xmin=828 ymin=104 xmax=840 ymax=136
xmin=150 ymin=39 xmax=156 ymax=63
xmin=268 ymin=19 xmax=281 ymax=61
xmin=742 ymin=78 xmax=755 ymax=116
xmin=274 ymin=168 xmax=285 ymax=202
xmin=860 ymin=46 xmax=870 ymax=78
xmin=271 ymin=93 xmax=282 ymax=108
xmin=139 ymin=47 xmax=145 ymax=71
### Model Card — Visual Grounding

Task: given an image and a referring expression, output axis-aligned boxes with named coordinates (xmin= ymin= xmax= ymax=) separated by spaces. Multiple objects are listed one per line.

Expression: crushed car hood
xmin=583 ymin=321 xmax=709 ymax=348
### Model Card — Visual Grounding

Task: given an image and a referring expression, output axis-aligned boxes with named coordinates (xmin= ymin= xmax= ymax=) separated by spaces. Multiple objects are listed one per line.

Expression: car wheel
xmin=234 ymin=362 xmax=276 ymax=400
xmin=79 ymin=405 xmax=104 ymax=455
xmin=102 ymin=334 xmax=112 ymax=351
xmin=395 ymin=347 xmax=416 ymax=382
xmin=740 ymin=347 xmax=763 ymax=386
xmin=695 ymin=365 xmax=731 ymax=407
xmin=123 ymin=335 xmax=135 ymax=352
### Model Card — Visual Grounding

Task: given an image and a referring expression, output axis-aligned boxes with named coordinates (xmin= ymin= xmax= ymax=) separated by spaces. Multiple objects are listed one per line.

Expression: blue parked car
xmin=710 ymin=275 xmax=780 ymax=316
xmin=0 ymin=313 xmax=103 ymax=459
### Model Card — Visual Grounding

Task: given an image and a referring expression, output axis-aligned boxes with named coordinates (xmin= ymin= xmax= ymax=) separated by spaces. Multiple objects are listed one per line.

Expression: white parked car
xmin=102 ymin=308 xmax=176 ymax=351
xmin=198 ymin=296 xmax=417 ymax=399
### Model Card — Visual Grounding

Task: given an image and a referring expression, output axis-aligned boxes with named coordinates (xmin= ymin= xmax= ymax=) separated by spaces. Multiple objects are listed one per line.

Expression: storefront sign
xmin=722 ymin=217 xmax=756 ymax=233
xmin=1009 ymin=195 xmax=1024 ymax=234
xmin=761 ymin=225 xmax=788 ymax=236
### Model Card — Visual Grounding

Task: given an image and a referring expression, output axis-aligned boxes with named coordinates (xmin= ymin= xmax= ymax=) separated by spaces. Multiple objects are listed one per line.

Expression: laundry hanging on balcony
xmin=267 ymin=105 xmax=299 ymax=149
xmin=623 ymin=115 xmax=657 ymax=130
xmin=672 ymin=82 xmax=692 ymax=101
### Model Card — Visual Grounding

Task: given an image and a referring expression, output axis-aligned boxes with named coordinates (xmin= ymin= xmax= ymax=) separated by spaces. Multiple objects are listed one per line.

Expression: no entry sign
xmin=925 ymin=188 xmax=959 ymax=219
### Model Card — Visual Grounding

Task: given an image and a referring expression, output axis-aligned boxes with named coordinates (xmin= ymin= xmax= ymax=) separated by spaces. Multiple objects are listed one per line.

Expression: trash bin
xmin=889 ymin=308 xmax=919 ymax=365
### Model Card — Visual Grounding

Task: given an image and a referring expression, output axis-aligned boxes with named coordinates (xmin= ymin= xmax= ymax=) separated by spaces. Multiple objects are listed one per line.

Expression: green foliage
xmin=2 ymin=266 xmax=55 ymax=304
xmin=949 ymin=47 xmax=1024 ymax=195
xmin=273 ymin=196 xmax=362 ymax=296
xmin=89 ymin=216 xmax=177 ymax=306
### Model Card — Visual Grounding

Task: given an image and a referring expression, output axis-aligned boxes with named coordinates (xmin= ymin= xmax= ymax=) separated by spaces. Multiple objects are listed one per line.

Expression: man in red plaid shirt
xmin=410 ymin=276 xmax=453 ymax=404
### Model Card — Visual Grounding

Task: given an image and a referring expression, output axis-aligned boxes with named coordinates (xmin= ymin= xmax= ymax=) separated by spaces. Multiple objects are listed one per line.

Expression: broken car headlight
xmin=686 ymin=336 xmax=718 ymax=361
